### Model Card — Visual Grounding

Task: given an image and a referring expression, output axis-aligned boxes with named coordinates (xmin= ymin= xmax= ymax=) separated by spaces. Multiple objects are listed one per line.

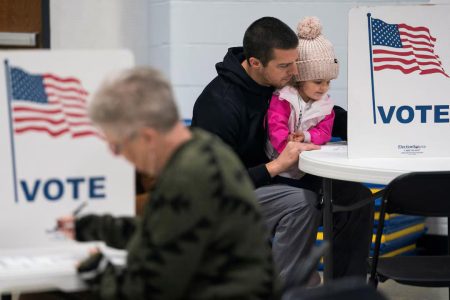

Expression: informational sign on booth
xmin=348 ymin=5 xmax=450 ymax=158
xmin=0 ymin=50 xmax=135 ymax=248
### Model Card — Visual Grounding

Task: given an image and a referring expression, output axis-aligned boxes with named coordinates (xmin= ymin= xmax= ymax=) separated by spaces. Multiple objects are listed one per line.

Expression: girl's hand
xmin=288 ymin=131 xmax=305 ymax=142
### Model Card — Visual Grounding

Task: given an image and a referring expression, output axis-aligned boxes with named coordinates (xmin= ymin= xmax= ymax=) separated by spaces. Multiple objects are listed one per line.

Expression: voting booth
xmin=0 ymin=50 xmax=135 ymax=249
xmin=346 ymin=5 xmax=450 ymax=260
xmin=348 ymin=5 xmax=450 ymax=158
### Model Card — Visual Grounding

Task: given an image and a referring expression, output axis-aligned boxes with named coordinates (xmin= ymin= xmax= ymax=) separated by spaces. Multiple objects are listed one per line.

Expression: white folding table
xmin=0 ymin=242 xmax=125 ymax=299
xmin=299 ymin=142 xmax=450 ymax=281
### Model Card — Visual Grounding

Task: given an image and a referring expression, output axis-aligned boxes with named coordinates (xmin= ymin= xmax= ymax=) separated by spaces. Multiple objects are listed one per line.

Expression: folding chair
xmin=283 ymin=241 xmax=388 ymax=300
xmin=283 ymin=277 xmax=388 ymax=300
xmin=369 ymin=171 xmax=450 ymax=299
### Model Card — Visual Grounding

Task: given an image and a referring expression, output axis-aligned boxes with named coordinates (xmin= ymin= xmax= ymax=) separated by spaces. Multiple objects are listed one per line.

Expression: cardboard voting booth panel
xmin=0 ymin=50 xmax=135 ymax=248
xmin=348 ymin=5 xmax=450 ymax=158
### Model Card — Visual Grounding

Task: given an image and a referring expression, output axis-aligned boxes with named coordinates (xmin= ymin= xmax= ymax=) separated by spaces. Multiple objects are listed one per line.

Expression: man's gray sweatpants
xmin=255 ymin=184 xmax=321 ymax=284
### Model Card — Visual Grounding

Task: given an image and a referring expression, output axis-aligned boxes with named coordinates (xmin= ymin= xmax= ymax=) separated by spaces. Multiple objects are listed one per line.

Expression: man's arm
xmin=193 ymin=97 xmax=273 ymax=187
xmin=192 ymin=93 xmax=241 ymax=152
xmin=75 ymin=206 xmax=211 ymax=299
xmin=75 ymin=215 xmax=138 ymax=249
xmin=192 ymin=93 xmax=275 ymax=188
xmin=266 ymin=142 xmax=320 ymax=176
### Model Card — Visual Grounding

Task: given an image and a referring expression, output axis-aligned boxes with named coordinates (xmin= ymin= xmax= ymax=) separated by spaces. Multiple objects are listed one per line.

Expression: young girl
xmin=266 ymin=16 xmax=339 ymax=179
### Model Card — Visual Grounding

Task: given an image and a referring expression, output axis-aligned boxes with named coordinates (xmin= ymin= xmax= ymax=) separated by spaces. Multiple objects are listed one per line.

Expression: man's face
xmin=103 ymin=128 xmax=148 ymax=173
xmin=259 ymin=48 xmax=299 ymax=89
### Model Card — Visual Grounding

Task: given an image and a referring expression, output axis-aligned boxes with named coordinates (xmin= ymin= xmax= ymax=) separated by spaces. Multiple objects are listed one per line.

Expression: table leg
xmin=322 ymin=178 xmax=333 ymax=282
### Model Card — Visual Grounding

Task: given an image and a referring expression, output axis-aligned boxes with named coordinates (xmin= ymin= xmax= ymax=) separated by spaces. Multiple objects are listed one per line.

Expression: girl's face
xmin=298 ymin=80 xmax=331 ymax=101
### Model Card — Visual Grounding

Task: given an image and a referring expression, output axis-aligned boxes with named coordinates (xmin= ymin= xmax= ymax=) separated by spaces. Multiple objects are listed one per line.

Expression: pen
xmin=72 ymin=202 xmax=88 ymax=217
xmin=46 ymin=202 xmax=88 ymax=233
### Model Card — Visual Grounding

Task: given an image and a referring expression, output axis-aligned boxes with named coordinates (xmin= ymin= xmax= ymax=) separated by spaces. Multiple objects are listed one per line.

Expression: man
xmin=192 ymin=17 xmax=373 ymax=283
xmin=55 ymin=67 xmax=279 ymax=299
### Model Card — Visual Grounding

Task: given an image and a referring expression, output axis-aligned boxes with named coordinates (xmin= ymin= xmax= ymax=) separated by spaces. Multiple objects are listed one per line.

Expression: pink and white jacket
xmin=265 ymin=85 xmax=335 ymax=179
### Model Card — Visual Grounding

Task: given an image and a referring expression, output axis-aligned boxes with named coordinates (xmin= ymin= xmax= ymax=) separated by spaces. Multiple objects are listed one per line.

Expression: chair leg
xmin=368 ymin=275 xmax=378 ymax=288
xmin=448 ymin=217 xmax=450 ymax=300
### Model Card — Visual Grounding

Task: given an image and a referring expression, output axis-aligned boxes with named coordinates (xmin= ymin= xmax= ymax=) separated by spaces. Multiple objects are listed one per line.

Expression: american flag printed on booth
xmin=9 ymin=66 xmax=100 ymax=138
xmin=371 ymin=18 xmax=449 ymax=77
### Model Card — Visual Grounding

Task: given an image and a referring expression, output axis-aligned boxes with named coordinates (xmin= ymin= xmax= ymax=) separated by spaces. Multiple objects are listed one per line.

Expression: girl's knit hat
xmin=295 ymin=16 xmax=339 ymax=81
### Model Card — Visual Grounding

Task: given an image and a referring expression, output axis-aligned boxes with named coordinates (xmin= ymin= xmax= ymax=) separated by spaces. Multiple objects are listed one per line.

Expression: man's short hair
xmin=89 ymin=67 xmax=179 ymax=137
xmin=243 ymin=16 xmax=298 ymax=66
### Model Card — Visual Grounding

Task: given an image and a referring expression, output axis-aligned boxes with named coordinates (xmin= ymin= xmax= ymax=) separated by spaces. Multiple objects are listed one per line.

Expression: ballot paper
xmin=0 ymin=242 xmax=126 ymax=294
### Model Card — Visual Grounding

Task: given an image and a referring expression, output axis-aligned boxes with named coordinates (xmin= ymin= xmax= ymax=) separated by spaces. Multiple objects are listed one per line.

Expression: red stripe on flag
xmin=13 ymin=106 xmax=63 ymax=114
xmin=420 ymin=69 xmax=449 ymax=76
xmin=43 ymin=73 xmax=82 ymax=84
xmin=373 ymin=57 xmax=442 ymax=67
xmin=44 ymin=83 xmax=88 ymax=95
xmin=14 ymin=117 xmax=66 ymax=125
xmin=401 ymin=39 xmax=433 ymax=48
xmin=373 ymin=49 xmax=413 ymax=56
xmin=14 ymin=126 xmax=70 ymax=137
xmin=402 ymin=45 xmax=434 ymax=53
xmin=374 ymin=64 xmax=421 ymax=73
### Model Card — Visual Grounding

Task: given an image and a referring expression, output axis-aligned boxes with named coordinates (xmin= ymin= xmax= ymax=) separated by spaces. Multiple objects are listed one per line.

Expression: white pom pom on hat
xmin=295 ymin=16 xmax=339 ymax=82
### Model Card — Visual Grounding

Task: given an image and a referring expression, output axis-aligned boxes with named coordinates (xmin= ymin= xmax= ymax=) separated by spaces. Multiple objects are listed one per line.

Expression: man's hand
xmin=288 ymin=131 xmax=305 ymax=142
xmin=57 ymin=215 xmax=76 ymax=240
xmin=266 ymin=141 xmax=320 ymax=177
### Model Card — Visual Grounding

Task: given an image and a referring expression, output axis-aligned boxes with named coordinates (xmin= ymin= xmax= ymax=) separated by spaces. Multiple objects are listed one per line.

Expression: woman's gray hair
xmin=89 ymin=67 xmax=179 ymax=137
